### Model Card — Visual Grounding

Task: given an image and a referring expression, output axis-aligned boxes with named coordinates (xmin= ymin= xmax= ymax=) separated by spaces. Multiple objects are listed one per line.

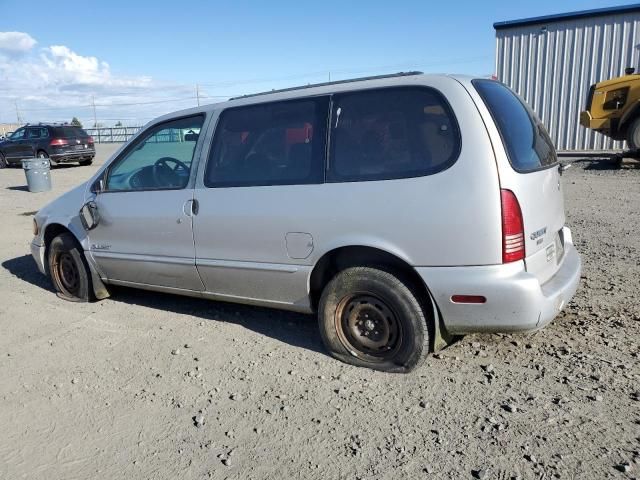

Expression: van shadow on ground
xmin=572 ymin=157 xmax=640 ymax=170
xmin=2 ymin=254 xmax=326 ymax=356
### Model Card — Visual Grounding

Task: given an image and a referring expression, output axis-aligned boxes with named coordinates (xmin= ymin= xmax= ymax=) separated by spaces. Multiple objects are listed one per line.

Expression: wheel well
xmin=309 ymin=246 xmax=431 ymax=312
xmin=43 ymin=224 xmax=74 ymax=269
xmin=620 ymin=103 xmax=640 ymax=135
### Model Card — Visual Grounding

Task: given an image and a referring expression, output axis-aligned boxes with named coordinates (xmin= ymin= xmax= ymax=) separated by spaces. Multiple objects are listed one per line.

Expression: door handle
xmin=182 ymin=199 xmax=199 ymax=217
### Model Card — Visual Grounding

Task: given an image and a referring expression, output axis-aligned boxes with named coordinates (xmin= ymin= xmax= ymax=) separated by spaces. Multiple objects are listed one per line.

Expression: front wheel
xmin=626 ymin=117 xmax=640 ymax=150
xmin=0 ymin=152 xmax=6 ymax=169
xmin=318 ymin=266 xmax=431 ymax=373
xmin=48 ymin=233 xmax=93 ymax=302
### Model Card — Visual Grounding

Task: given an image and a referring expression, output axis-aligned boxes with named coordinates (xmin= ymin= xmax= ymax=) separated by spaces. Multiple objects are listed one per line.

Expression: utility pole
xmin=195 ymin=84 xmax=200 ymax=106
xmin=14 ymin=100 xmax=22 ymax=124
xmin=91 ymin=95 xmax=97 ymax=128
xmin=328 ymin=71 xmax=331 ymax=82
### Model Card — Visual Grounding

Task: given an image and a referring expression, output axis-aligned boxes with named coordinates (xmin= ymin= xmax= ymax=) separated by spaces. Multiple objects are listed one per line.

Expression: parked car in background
xmin=580 ymin=67 xmax=640 ymax=148
xmin=0 ymin=123 xmax=95 ymax=168
xmin=30 ymin=73 xmax=581 ymax=372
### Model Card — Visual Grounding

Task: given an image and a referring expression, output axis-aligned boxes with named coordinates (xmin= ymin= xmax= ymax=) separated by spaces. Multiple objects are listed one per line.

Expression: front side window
xmin=328 ymin=87 xmax=460 ymax=182
xmin=10 ymin=128 xmax=25 ymax=140
xmin=473 ymin=80 xmax=557 ymax=172
xmin=205 ymin=97 xmax=328 ymax=187
xmin=106 ymin=115 xmax=204 ymax=192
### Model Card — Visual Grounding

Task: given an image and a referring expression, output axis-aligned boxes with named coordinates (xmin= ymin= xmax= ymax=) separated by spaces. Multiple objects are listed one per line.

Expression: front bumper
xmin=579 ymin=110 xmax=610 ymax=130
xmin=417 ymin=227 xmax=582 ymax=334
xmin=31 ymin=240 xmax=46 ymax=275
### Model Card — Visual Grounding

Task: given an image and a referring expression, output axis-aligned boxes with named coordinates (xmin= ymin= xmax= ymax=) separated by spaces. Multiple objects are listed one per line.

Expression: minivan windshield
xmin=473 ymin=80 xmax=557 ymax=172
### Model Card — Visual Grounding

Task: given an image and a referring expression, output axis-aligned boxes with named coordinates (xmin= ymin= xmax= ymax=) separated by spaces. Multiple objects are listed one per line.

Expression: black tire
xmin=626 ymin=117 xmax=640 ymax=149
xmin=37 ymin=150 xmax=56 ymax=167
xmin=0 ymin=152 xmax=6 ymax=169
xmin=318 ymin=266 xmax=431 ymax=373
xmin=48 ymin=233 xmax=93 ymax=302
xmin=79 ymin=158 xmax=93 ymax=166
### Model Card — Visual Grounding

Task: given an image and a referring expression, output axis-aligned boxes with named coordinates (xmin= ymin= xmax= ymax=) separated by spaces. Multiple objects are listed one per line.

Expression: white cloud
xmin=0 ymin=32 xmax=198 ymax=126
xmin=0 ymin=32 xmax=36 ymax=53
xmin=39 ymin=44 xmax=152 ymax=88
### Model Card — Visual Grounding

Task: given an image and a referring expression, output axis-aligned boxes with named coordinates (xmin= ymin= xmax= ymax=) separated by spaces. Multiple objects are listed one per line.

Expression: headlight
xmin=603 ymin=87 xmax=629 ymax=110
xmin=32 ymin=218 xmax=39 ymax=236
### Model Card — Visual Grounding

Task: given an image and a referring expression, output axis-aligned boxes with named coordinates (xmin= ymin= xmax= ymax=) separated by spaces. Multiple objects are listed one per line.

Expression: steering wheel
xmin=152 ymin=157 xmax=190 ymax=187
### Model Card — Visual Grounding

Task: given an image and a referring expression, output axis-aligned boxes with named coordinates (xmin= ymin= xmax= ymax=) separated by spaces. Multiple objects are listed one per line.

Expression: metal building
xmin=495 ymin=4 xmax=640 ymax=153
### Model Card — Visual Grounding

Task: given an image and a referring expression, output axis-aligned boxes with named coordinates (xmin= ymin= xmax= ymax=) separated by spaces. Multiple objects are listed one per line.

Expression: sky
xmin=0 ymin=0 xmax=637 ymax=127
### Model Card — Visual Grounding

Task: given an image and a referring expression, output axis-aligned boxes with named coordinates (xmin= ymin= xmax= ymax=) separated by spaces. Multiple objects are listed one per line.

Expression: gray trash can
xmin=21 ymin=159 xmax=52 ymax=193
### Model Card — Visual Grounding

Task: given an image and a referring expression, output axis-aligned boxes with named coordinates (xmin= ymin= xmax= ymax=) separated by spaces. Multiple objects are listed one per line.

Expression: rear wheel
xmin=318 ymin=266 xmax=431 ymax=373
xmin=38 ymin=150 xmax=57 ymax=167
xmin=0 ymin=152 xmax=6 ymax=169
xmin=626 ymin=117 xmax=640 ymax=149
xmin=48 ymin=233 xmax=93 ymax=302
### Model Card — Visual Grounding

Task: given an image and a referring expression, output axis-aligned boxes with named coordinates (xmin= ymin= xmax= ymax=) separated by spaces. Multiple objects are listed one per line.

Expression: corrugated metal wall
xmin=496 ymin=11 xmax=640 ymax=152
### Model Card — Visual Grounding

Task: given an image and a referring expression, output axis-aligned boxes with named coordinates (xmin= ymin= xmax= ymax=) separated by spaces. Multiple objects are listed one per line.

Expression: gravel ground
xmin=0 ymin=150 xmax=638 ymax=480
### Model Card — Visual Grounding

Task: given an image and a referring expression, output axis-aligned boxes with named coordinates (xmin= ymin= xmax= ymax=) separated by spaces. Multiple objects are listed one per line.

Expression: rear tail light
xmin=87 ymin=136 xmax=94 ymax=144
xmin=49 ymin=138 xmax=69 ymax=146
xmin=501 ymin=189 xmax=525 ymax=263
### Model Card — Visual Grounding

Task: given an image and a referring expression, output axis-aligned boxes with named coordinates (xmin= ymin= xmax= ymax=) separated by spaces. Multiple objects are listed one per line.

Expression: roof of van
xmin=151 ymin=72 xmax=473 ymax=125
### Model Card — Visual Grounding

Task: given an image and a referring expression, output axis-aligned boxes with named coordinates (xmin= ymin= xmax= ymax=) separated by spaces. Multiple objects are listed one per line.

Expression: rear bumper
xmin=416 ymin=227 xmax=581 ymax=334
xmin=50 ymin=150 xmax=95 ymax=162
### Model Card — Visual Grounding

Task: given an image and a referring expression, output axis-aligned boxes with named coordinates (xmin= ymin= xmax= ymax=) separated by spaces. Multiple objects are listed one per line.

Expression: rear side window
xmin=27 ymin=128 xmax=42 ymax=139
xmin=473 ymin=80 xmax=557 ymax=172
xmin=205 ymin=97 xmax=328 ymax=188
xmin=328 ymin=87 xmax=460 ymax=182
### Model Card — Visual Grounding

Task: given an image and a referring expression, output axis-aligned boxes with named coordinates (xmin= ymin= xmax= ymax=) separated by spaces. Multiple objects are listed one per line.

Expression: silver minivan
xmin=30 ymin=72 xmax=581 ymax=372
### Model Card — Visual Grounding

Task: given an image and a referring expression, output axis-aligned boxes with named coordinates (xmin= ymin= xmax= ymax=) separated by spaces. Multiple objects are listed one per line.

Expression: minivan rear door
xmin=471 ymin=80 xmax=566 ymax=284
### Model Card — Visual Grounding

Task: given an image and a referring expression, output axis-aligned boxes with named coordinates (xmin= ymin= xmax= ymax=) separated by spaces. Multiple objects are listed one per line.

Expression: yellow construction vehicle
xmin=580 ymin=67 xmax=640 ymax=148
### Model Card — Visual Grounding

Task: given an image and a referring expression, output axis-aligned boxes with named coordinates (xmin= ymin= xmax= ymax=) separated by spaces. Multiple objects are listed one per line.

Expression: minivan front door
xmin=87 ymin=115 xmax=206 ymax=291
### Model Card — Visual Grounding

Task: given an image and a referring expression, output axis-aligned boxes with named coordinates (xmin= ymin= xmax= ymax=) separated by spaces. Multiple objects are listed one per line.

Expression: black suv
xmin=0 ymin=123 xmax=95 ymax=168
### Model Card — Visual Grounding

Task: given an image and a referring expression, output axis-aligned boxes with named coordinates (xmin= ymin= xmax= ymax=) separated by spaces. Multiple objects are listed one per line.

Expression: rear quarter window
xmin=328 ymin=87 xmax=460 ymax=182
xmin=473 ymin=80 xmax=557 ymax=173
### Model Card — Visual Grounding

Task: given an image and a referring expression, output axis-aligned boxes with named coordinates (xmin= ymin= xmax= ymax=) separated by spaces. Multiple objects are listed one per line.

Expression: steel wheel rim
xmin=53 ymin=252 xmax=80 ymax=296
xmin=335 ymin=293 xmax=402 ymax=361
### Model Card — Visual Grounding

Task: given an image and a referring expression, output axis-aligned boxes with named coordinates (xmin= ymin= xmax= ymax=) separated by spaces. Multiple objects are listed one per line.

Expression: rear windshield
xmin=473 ymin=80 xmax=557 ymax=172
xmin=53 ymin=126 xmax=88 ymax=138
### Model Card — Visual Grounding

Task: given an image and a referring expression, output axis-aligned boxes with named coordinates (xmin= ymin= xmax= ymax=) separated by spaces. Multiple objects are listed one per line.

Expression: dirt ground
xmin=0 ymin=148 xmax=638 ymax=480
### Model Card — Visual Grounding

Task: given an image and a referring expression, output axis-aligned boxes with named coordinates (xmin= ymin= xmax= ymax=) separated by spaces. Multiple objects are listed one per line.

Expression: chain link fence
xmin=85 ymin=126 xmax=143 ymax=143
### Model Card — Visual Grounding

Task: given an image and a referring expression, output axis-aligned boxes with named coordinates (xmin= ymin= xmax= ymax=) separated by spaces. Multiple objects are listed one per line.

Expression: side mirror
xmin=79 ymin=201 xmax=100 ymax=230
